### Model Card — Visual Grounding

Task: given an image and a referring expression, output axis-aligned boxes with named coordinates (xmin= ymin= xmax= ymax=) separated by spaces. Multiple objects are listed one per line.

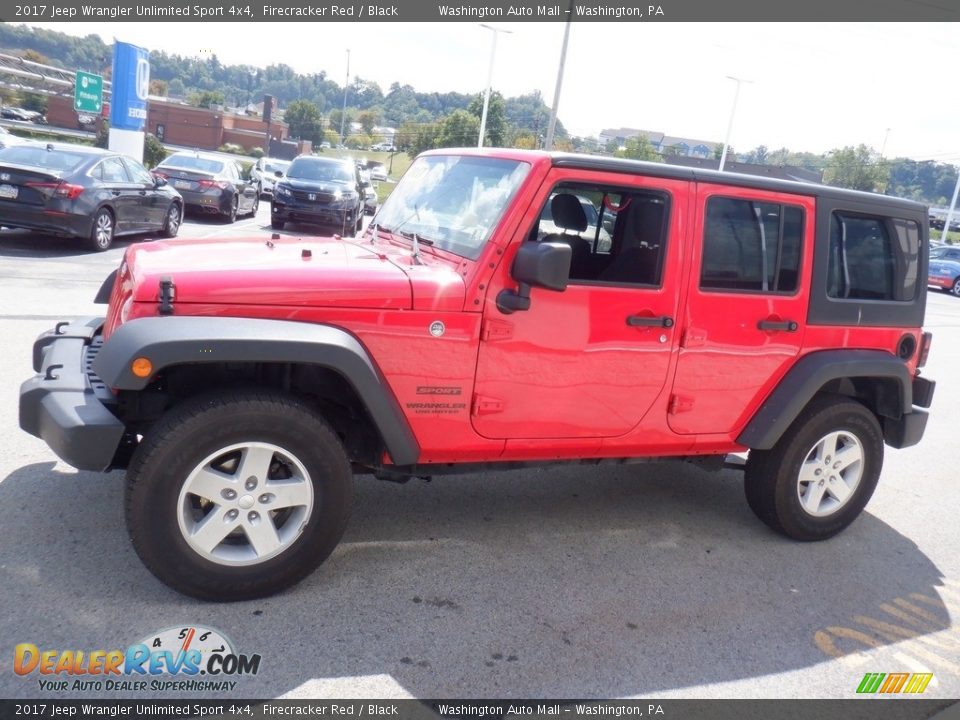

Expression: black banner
xmin=0 ymin=700 xmax=958 ymax=720
xmin=0 ymin=0 xmax=958 ymax=22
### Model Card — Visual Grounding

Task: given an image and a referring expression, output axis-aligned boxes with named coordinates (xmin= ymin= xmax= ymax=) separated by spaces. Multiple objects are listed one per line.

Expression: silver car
xmin=251 ymin=157 xmax=291 ymax=196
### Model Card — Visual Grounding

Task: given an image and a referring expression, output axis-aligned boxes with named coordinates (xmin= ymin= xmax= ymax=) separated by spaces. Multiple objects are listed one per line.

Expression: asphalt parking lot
xmin=1 ymin=206 xmax=959 ymax=700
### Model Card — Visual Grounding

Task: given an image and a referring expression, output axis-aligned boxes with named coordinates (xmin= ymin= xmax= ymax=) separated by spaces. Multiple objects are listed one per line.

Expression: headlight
xmin=274 ymin=185 xmax=292 ymax=198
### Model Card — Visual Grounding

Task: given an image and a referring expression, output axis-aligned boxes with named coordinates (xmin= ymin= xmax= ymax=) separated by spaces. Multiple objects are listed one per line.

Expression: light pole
xmin=718 ymin=75 xmax=751 ymax=172
xmin=544 ymin=1 xmax=573 ymax=152
xmin=478 ymin=24 xmax=512 ymax=148
xmin=880 ymin=127 xmax=892 ymax=158
xmin=339 ymin=48 xmax=350 ymax=147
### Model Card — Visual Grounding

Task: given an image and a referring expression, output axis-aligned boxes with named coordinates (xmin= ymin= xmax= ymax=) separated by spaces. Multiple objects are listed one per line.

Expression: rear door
xmin=122 ymin=156 xmax=166 ymax=229
xmin=472 ymin=169 xmax=689 ymax=439
xmin=94 ymin=156 xmax=141 ymax=232
xmin=668 ymin=184 xmax=813 ymax=435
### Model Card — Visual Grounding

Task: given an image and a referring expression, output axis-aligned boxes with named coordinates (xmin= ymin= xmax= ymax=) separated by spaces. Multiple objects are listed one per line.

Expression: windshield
xmin=264 ymin=160 xmax=290 ymax=174
xmin=161 ymin=154 xmax=225 ymax=174
xmin=287 ymin=158 xmax=354 ymax=182
xmin=375 ymin=155 xmax=530 ymax=260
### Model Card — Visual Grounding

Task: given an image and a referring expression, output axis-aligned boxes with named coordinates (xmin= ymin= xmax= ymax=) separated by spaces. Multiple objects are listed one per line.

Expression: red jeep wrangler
xmin=20 ymin=149 xmax=936 ymax=600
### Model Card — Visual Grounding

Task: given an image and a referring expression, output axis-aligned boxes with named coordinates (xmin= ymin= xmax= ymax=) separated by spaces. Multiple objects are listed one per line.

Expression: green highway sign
xmin=74 ymin=71 xmax=103 ymax=113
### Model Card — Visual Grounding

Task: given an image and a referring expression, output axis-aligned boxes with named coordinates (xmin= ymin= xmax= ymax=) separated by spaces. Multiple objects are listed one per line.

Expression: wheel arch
xmin=92 ymin=316 xmax=420 ymax=466
xmin=737 ymin=349 xmax=912 ymax=451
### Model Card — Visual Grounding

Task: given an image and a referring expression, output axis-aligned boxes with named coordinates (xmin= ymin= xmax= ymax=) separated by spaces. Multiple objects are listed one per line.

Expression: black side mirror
xmin=274 ymin=170 xmax=284 ymax=178
xmin=153 ymin=175 xmax=168 ymax=188
xmin=497 ymin=241 xmax=571 ymax=314
xmin=359 ymin=179 xmax=370 ymax=188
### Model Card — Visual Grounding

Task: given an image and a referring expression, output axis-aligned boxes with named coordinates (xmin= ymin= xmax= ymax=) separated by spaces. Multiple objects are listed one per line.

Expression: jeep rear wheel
xmin=744 ymin=395 xmax=883 ymax=541
xmin=125 ymin=391 xmax=352 ymax=600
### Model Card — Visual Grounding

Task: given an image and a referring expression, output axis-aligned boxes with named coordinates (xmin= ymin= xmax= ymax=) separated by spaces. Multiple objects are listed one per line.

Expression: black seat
xmin=541 ymin=193 xmax=592 ymax=277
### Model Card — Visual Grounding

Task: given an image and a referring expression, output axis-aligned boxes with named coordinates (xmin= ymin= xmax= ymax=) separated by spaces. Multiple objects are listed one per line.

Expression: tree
xmin=616 ymin=134 xmax=661 ymax=162
xmin=468 ymin=91 xmax=507 ymax=147
xmin=824 ymin=144 xmax=889 ymax=193
xmin=143 ymin=133 xmax=168 ymax=168
xmin=149 ymin=79 xmax=168 ymax=97
xmin=357 ymin=109 xmax=380 ymax=135
xmin=283 ymin=99 xmax=324 ymax=144
xmin=187 ymin=90 xmax=225 ymax=109
xmin=437 ymin=110 xmax=479 ymax=149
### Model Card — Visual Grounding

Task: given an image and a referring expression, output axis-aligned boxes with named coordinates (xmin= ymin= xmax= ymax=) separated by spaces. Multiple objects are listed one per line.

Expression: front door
xmin=472 ymin=170 xmax=690 ymax=439
xmin=668 ymin=183 xmax=813 ymax=435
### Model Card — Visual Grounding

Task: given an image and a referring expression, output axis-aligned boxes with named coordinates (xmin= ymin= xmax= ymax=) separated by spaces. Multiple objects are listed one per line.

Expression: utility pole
xmin=718 ymin=75 xmax=751 ymax=172
xmin=478 ymin=24 xmax=511 ymax=148
xmin=339 ymin=48 xmax=350 ymax=147
xmin=544 ymin=0 xmax=573 ymax=152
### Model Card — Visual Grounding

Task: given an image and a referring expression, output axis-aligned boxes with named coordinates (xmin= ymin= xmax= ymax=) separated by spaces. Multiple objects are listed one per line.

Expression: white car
xmin=537 ymin=194 xmax=613 ymax=252
xmin=0 ymin=126 xmax=28 ymax=149
xmin=369 ymin=163 xmax=388 ymax=182
xmin=251 ymin=157 xmax=291 ymax=196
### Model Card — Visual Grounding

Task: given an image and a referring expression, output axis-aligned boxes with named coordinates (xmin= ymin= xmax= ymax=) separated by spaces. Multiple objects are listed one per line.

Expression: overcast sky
xmin=18 ymin=21 xmax=960 ymax=162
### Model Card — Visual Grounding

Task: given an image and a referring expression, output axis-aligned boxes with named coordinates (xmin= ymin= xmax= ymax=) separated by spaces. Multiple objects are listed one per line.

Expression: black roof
xmin=549 ymin=153 xmax=927 ymax=214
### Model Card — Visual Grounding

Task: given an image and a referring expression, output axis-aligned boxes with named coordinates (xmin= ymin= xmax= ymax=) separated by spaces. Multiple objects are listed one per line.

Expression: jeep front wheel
xmin=744 ymin=395 xmax=883 ymax=541
xmin=125 ymin=391 xmax=352 ymax=600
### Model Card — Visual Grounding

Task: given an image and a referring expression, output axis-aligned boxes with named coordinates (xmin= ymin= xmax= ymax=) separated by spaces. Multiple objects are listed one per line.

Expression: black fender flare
xmin=736 ymin=349 xmax=911 ymax=450
xmin=92 ymin=316 xmax=420 ymax=465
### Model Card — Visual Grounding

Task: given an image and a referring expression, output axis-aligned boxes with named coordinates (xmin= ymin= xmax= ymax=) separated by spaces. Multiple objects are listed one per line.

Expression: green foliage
xmin=824 ymin=144 xmax=888 ymax=193
xmin=218 ymin=143 xmax=244 ymax=154
xmin=249 ymin=147 xmax=265 ymax=159
xmin=357 ymin=109 xmax=380 ymax=135
xmin=283 ymin=99 xmax=324 ymax=144
xmin=616 ymin=134 xmax=661 ymax=162
xmin=468 ymin=91 xmax=507 ymax=147
xmin=19 ymin=92 xmax=48 ymax=113
xmin=188 ymin=90 xmax=225 ymax=109
xmin=0 ymin=86 xmax=20 ymax=106
xmin=143 ymin=133 xmax=168 ymax=168
xmin=95 ymin=120 xmax=109 ymax=149
xmin=436 ymin=110 xmax=479 ymax=149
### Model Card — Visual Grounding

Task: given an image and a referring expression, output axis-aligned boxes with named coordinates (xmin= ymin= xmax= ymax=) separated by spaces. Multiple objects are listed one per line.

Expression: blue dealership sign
xmin=110 ymin=41 xmax=149 ymax=131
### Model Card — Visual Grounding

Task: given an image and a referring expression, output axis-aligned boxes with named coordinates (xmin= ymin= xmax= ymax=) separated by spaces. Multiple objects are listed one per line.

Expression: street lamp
xmin=880 ymin=127 xmax=892 ymax=158
xmin=339 ymin=48 xmax=350 ymax=147
xmin=544 ymin=0 xmax=573 ymax=152
xmin=478 ymin=24 xmax=512 ymax=148
xmin=718 ymin=75 xmax=752 ymax=172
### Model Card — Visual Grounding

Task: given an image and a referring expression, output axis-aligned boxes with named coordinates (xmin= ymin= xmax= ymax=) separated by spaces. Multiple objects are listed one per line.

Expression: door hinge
xmin=472 ymin=394 xmax=504 ymax=416
xmin=668 ymin=394 xmax=695 ymax=415
xmin=481 ymin=319 xmax=514 ymax=341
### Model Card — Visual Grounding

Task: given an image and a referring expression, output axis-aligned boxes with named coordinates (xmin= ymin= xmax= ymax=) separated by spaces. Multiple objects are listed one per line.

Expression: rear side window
xmin=827 ymin=213 xmax=919 ymax=301
xmin=701 ymin=197 xmax=803 ymax=293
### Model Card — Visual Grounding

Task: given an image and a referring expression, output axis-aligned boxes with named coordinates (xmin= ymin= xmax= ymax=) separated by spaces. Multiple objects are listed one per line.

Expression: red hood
xmin=119 ymin=235 xmax=466 ymax=311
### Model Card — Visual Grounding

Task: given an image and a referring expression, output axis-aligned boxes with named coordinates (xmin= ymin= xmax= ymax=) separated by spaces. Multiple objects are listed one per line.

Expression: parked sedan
xmin=928 ymin=258 xmax=960 ymax=296
xmin=153 ymin=151 xmax=258 ymax=223
xmin=0 ymin=143 xmax=182 ymax=251
xmin=271 ymin=155 xmax=367 ymax=235
xmin=251 ymin=157 xmax=291 ymax=196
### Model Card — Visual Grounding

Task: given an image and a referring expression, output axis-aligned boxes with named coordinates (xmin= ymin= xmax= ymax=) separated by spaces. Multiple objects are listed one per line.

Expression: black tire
xmin=744 ymin=395 xmax=883 ymax=541
xmin=86 ymin=207 xmax=115 ymax=251
xmin=223 ymin=195 xmax=238 ymax=224
xmin=159 ymin=202 xmax=181 ymax=238
xmin=125 ymin=390 xmax=353 ymax=600
xmin=271 ymin=218 xmax=285 ymax=230
xmin=355 ymin=211 xmax=363 ymax=233
xmin=344 ymin=213 xmax=357 ymax=238
xmin=248 ymin=192 xmax=260 ymax=218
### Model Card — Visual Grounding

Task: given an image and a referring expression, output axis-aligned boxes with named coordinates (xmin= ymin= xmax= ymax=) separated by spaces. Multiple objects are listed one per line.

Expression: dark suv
xmin=271 ymin=155 xmax=366 ymax=235
xmin=20 ymin=149 xmax=936 ymax=600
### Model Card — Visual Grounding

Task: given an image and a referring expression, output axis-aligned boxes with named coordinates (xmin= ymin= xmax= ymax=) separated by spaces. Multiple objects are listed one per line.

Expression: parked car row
xmin=1 ymin=106 xmax=46 ymax=123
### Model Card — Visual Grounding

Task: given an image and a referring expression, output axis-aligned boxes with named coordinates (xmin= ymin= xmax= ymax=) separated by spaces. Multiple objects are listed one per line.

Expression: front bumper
xmin=927 ymin=275 xmax=955 ymax=289
xmin=19 ymin=317 xmax=125 ymax=471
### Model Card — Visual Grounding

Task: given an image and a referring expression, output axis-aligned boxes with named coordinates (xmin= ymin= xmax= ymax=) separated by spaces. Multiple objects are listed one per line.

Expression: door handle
xmin=757 ymin=319 xmax=798 ymax=332
xmin=627 ymin=314 xmax=674 ymax=328
xmin=111 ymin=191 xmax=121 ymax=196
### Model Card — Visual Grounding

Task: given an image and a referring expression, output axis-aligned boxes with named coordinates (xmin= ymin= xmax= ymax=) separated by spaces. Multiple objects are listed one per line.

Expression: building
xmin=597 ymin=127 xmax=719 ymax=159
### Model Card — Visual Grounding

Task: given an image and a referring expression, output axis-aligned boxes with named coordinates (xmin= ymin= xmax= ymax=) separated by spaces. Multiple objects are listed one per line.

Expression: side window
xmin=828 ymin=213 xmax=918 ymax=301
xmin=123 ymin=157 xmax=154 ymax=185
xmin=98 ymin=157 xmax=130 ymax=183
xmin=533 ymin=182 xmax=669 ymax=286
xmin=701 ymin=197 xmax=803 ymax=293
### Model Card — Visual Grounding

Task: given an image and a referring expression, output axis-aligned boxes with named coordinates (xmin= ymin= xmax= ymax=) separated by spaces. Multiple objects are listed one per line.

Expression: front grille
xmin=83 ymin=336 xmax=108 ymax=393
xmin=291 ymin=189 xmax=336 ymax=203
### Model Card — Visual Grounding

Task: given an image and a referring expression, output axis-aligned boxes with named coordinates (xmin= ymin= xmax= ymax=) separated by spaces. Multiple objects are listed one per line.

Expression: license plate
xmin=0 ymin=184 xmax=18 ymax=200
xmin=174 ymin=180 xmax=192 ymax=190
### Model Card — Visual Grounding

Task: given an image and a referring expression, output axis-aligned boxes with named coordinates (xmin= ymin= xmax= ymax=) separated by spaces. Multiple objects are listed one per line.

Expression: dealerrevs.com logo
xmin=14 ymin=625 xmax=261 ymax=692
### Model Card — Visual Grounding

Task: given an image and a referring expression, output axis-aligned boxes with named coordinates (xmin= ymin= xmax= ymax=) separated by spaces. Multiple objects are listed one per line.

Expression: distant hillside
xmin=0 ymin=23 xmax=566 ymax=138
